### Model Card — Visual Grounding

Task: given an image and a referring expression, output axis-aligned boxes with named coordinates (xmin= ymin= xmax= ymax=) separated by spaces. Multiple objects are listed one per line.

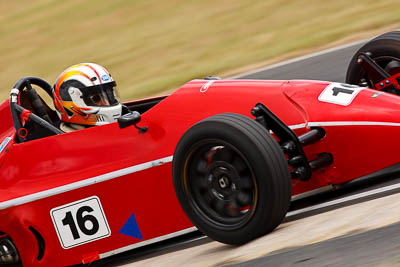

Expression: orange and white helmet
xmin=53 ymin=63 xmax=122 ymax=126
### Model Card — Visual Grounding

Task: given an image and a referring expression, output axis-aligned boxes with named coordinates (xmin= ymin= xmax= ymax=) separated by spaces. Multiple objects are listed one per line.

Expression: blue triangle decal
xmin=119 ymin=213 xmax=143 ymax=240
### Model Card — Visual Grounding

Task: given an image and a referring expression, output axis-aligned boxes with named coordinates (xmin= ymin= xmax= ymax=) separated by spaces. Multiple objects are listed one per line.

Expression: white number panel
xmin=50 ymin=196 xmax=111 ymax=249
xmin=318 ymin=82 xmax=363 ymax=106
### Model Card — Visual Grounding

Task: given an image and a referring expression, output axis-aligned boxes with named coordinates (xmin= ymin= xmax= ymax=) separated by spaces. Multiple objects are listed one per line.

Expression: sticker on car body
xmin=0 ymin=137 xmax=11 ymax=153
xmin=318 ymin=82 xmax=363 ymax=106
xmin=50 ymin=196 xmax=111 ymax=249
xmin=200 ymin=80 xmax=216 ymax=93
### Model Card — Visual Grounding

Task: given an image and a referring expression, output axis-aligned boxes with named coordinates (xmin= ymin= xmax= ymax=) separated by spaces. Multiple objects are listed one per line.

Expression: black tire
xmin=346 ymin=31 xmax=400 ymax=94
xmin=172 ymin=113 xmax=291 ymax=245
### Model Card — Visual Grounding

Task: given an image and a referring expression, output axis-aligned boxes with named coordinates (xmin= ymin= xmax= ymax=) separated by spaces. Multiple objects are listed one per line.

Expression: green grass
xmin=1 ymin=0 xmax=400 ymax=101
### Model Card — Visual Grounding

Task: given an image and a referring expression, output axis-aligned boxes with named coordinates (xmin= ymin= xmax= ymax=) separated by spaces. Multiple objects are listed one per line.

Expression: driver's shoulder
xmin=59 ymin=122 xmax=87 ymax=133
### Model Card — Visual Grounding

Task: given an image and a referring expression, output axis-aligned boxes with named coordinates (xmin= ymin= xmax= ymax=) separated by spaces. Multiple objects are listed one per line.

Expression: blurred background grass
xmin=1 ymin=0 xmax=400 ymax=101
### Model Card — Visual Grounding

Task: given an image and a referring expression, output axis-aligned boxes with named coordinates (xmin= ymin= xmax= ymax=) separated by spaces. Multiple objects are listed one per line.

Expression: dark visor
xmin=80 ymin=81 xmax=120 ymax=107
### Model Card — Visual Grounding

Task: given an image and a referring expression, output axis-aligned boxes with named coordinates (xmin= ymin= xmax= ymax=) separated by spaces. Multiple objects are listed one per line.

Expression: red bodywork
xmin=1 ymin=79 xmax=400 ymax=266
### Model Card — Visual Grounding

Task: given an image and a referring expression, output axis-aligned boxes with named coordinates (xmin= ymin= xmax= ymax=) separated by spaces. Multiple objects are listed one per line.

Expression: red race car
xmin=1 ymin=31 xmax=400 ymax=266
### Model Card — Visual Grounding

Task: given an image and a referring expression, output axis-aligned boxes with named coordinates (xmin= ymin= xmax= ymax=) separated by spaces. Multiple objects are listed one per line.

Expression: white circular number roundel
xmin=50 ymin=196 xmax=111 ymax=249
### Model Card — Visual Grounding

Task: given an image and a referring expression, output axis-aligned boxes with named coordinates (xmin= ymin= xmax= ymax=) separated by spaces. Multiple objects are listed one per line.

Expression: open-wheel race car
xmin=1 ymin=30 xmax=400 ymax=266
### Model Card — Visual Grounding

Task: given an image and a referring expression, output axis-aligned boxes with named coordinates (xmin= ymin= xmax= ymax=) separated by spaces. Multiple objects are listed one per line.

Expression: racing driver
xmin=52 ymin=63 xmax=122 ymax=132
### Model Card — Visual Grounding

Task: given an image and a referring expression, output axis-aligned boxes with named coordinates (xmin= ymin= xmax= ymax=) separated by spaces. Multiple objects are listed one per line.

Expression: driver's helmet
xmin=53 ymin=63 xmax=122 ymax=126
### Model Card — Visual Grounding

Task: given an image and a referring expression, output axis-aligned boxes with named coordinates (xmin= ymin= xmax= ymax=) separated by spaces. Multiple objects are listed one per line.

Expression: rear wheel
xmin=346 ymin=31 xmax=400 ymax=95
xmin=172 ymin=113 xmax=291 ymax=245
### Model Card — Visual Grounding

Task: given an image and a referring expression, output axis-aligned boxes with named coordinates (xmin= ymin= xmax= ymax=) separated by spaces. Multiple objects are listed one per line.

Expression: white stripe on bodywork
xmin=286 ymin=181 xmax=400 ymax=218
xmin=308 ymin=121 xmax=400 ymax=127
xmin=289 ymin=123 xmax=307 ymax=130
xmin=291 ymin=185 xmax=334 ymax=201
xmin=1 ymin=120 xmax=400 ymax=210
xmin=99 ymin=227 xmax=198 ymax=259
xmin=200 ymin=80 xmax=216 ymax=93
xmin=0 ymin=156 xmax=173 ymax=210
xmin=0 ymin=137 xmax=12 ymax=153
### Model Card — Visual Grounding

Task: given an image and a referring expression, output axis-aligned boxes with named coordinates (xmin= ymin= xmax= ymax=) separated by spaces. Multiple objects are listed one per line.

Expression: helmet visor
xmin=81 ymin=81 xmax=120 ymax=107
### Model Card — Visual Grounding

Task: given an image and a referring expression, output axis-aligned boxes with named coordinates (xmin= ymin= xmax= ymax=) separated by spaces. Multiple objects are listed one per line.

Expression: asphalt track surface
xmin=231 ymin=221 xmax=400 ymax=267
xmin=88 ymin=39 xmax=400 ymax=266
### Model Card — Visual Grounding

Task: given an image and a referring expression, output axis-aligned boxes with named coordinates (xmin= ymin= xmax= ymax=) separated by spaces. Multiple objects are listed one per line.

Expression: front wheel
xmin=172 ymin=113 xmax=291 ymax=245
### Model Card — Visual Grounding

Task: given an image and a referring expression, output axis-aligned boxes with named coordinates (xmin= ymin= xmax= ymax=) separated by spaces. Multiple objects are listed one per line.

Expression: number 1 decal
xmin=318 ymin=82 xmax=363 ymax=106
xmin=51 ymin=196 xmax=111 ymax=249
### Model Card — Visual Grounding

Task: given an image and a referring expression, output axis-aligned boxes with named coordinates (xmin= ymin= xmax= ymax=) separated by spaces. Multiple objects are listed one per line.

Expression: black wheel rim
xmin=183 ymin=139 xmax=258 ymax=230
